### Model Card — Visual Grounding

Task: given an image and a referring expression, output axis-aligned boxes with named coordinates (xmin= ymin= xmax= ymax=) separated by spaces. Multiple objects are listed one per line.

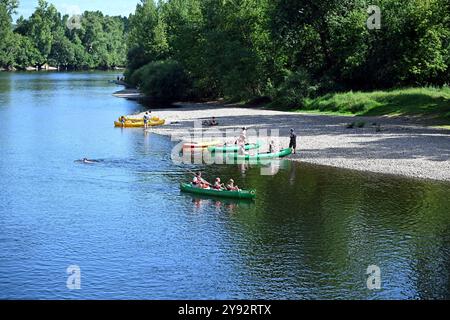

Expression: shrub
xmin=130 ymin=60 xmax=191 ymax=103
xmin=270 ymin=69 xmax=318 ymax=110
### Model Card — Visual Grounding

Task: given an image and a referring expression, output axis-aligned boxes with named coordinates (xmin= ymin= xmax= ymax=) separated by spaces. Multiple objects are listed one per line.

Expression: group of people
xmin=236 ymin=127 xmax=296 ymax=154
xmin=118 ymin=111 xmax=153 ymax=128
xmin=202 ymin=117 xmax=218 ymax=126
xmin=192 ymin=172 xmax=240 ymax=191
xmin=202 ymin=115 xmax=298 ymax=155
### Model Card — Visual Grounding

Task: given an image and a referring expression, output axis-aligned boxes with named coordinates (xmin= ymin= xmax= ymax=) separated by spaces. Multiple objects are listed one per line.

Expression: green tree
xmin=0 ymin=0 xmax=18 ymax=15
xmin=0 ymin=3 xmax=15 ymax=68
xmin=127 ymin=0 xmax=169 ymax=74
xmin=136 ymin=60 xmax=191 ymax=102
xmin=11 ymin=33 xmax=41 ymax=68
xmin=25 ymin=0 xmax=60 ymax=67
xmin=11 ymin=2 xmax=128 ymax=70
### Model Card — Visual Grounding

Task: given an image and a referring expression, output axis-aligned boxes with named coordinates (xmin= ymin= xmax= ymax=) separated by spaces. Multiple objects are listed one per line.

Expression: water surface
xmin=0 ymin=72 xmax=449 ymax=299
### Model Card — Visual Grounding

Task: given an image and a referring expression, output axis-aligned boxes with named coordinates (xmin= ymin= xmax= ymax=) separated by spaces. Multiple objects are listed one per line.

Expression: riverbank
xmin=112 ymin=88 xmax=144 ymax=100
xmin=126 ymin=102 xmax=450 ymax=182
xmin=297 ymin=87 xmax=450 ymax=126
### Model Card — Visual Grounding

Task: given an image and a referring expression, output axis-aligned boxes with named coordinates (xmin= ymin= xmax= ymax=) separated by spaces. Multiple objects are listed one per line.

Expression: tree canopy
xmin=125 ymin=0 xmax=450 ymax=105
xmin=0 ymin=0 xmax=128 ymax=70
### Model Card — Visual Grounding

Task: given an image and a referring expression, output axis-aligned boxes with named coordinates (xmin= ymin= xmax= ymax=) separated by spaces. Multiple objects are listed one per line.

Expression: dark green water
xmin=0 ymin=72 xmax=449 ymax=299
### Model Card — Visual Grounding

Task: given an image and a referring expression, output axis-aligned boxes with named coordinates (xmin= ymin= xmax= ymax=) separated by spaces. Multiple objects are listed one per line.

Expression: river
xmin=0 ymin=72 xmax=449 ymax=299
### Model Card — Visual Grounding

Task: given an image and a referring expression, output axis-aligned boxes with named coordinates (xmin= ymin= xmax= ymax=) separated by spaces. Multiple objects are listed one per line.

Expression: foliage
xmin=270 ymin=69 xmax=318 ymax=109
xmin=0 ymin=0 xmax=128 ymax=70
xmin=131 ymin=59 xmax=191 ymax=103
xmin=124 ymin=0 xmax=450 ymax=102
xmin=301 ymin=87 xmax=450 ymax=123
xmin=3 ymin=0 xmax=450 ymax=110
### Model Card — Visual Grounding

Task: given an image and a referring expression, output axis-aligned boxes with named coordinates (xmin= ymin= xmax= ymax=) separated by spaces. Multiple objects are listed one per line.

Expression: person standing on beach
xmin=236 ymin=127 xmax=247 ymax=155
xmin=237 ymin=127 xmax=247 ymax=144
xmin=143 ymin=112 xmax=150 ymax=129
xmin=289 ymin=128 xmax=297 ymax=154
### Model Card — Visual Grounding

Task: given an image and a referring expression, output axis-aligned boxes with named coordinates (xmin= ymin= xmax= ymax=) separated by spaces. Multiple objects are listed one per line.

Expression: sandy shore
xmin=112 ymin=88 xmax=144 ymax=99
xmin=127 ymin=102 xmax=450 ymax=182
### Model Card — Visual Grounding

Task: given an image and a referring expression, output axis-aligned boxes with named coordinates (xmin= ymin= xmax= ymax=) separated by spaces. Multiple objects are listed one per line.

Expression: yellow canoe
xmin=118 ymin=116 xmax=160 ymax=123
xmin=114 ymin=119 xmax=165 ymax=127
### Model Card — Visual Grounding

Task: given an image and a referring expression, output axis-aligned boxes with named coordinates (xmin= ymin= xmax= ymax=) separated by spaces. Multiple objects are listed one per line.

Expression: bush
xmin=270 ymin=69 xmax=318 ymax=110
xmin=129 ymin=60 xmax=191 ymax=103
xmin=128 ymin=63 xmax=149 ymax=87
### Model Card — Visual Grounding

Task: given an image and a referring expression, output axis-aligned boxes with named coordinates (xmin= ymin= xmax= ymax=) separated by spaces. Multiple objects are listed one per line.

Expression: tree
xmin=24 ymin=0 xmax=60 ymax=67
xmin=0 ymin=0 xmax=18 ymax=15
xmin=11 ymin=33 xmax=41 ymax=68
xmin=9 ymin=3 xmax=128 ymax=70
xmin=127 ymin=0 xmax=169 ymax=73
xmin=137 ymin=60 xmax=191 ymax=102
xmin=0 ymin=3 xmax=15 ymax=68
xmin=49 ymin=33 xmax=75 ymax=68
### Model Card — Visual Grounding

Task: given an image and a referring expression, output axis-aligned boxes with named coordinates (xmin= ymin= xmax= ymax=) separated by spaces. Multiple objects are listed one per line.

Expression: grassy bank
xmin=296 ymin=87 xmax=450 ymax=125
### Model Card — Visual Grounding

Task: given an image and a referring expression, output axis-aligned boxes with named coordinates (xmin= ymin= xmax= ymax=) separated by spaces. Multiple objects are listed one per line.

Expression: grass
xmin=299 ymin=87 xmax=450 ymax=125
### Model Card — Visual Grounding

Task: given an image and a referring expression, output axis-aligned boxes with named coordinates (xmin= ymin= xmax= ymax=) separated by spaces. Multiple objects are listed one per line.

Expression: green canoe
xmin=227 ymin=148 xmax=292 ymax=161
xmin=208 ymin=142 xmax=261 ymax=153
xmin=180 ymin=183 xmax=256 ymax=200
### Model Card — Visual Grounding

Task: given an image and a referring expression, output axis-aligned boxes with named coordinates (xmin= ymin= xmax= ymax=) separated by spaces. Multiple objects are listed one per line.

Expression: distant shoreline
xmin=0 ymin=67 xmax=125 ymax=72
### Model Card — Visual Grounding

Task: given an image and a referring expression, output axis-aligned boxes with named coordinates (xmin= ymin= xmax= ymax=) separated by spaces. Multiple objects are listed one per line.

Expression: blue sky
xmin=14 ymin=0 xmax=139 ymax=19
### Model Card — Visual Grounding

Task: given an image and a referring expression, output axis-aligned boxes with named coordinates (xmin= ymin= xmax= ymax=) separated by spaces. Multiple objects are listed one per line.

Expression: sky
xmin=14 ymin=0 xmax=139 ymax=19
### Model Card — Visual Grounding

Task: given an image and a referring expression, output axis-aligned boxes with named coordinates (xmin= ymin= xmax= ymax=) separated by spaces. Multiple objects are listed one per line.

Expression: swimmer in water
xmin=75 ymin=158 xmax=99 ymax=164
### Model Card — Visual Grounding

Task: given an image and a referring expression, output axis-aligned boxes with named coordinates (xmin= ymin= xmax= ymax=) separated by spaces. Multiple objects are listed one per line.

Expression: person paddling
xmin=192 ymin=172 xmax=210 ymax=189
xmin=213 ymin=178 xmax=224 ymax=190
xmin=289 ymin=128 xmax=297 ymax=154
xmin=226 ymin=179 xmax=240 ymax=191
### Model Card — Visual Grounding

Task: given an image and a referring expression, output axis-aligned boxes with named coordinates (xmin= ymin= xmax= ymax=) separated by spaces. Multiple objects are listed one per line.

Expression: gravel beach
xmin=128 ymin=102 xmax=450 ymax=182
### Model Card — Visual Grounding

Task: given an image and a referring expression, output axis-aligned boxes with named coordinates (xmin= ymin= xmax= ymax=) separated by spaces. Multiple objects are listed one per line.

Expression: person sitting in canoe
xmin=192 ymin=172 xmax=202 ymax=187
xmin=192 ymin=172 xmax=210 ymax=189
xmin=226 ymin=179 xmax=240 ymax=191
xmin=213 ymin=178 xmax=224 ymax=190
xmin=268 ymin=140 xmax=278 ymax=154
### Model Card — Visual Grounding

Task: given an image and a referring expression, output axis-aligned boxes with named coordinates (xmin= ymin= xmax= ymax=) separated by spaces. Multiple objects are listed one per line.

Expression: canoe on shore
xmin=114 ymin=119 xmax=165 ymax=127
xmin=180 ymin=183 xmax=256 ymax=200
xmin=118 ymin=116 xmax=160 ymax=122
xmin=227 ymin=148 xmax=292 ymax=161
xmin=183 ymin=140 xmax=221 ymax=150
xmin=208 ymin=142 xmax=261 ymax=153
